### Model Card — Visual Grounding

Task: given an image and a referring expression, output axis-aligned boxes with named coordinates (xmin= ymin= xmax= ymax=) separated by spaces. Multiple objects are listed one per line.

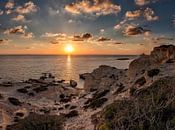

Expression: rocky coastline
xmin=1 ymin=44 xmax=175 ymax=130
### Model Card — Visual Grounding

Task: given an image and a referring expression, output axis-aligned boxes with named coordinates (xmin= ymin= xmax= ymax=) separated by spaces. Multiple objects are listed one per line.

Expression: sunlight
xmin=64 ymin=44 xmax=74 ymax=54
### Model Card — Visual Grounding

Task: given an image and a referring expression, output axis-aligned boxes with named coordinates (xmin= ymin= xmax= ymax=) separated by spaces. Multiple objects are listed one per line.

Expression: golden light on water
xmin=64 ymin=44 xmax=74 ymax=54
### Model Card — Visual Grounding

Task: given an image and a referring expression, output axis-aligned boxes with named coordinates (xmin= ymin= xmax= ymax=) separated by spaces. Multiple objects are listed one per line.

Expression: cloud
xmin=68 ymin=19 xmax=75 ymax=23
xmin=12 ymin=15 xmax=25 ymax=22
xmin=48 ymin=7 xmax=59 ymax=16
xmin=50 ymin=40 xmax=60 ymax=44
xmin=97 ymin=37 xmax=111 ymax=42
xmin=41 ymin=32 xmax=67 ymax=38
xmin=114 ymin=19 xmax=127 ymax=30
xmin=5 ymin=1 xmax=14 ymax=9
xmin=72 ymin=33 xmax=93 ymax=41
xmin=113 ymin=42 xmax=124 ymax=45
xmin=82 ymin=33 xmax=92 ymax=39
xmin=114 ymin=7 xmax=158 ymax=31
xmin=100 ymin=29 xmax=105 ymax=34
xmin=0 ymin=39 xmax=8 ymax=45
xmin=22 ymin=32 xmax=34 ymax=38
xmin=144 ymin=8 xmax=159 ymax=21
xmin=16 ymin=1 xmax=37 ymax=14
xmin=151 ymin=36 xmax=174 ymax=43
xmin=123 ymin=25 xmax=150 ymax=36
xmin=6 ymin=9 xmax=13 ymax=15
xmin=135 ymin=0 xmax=158 ymax=6
xmin=125 ymin=10 xmax=142 ymax=19
xmin=4 ymin=26 xmax=25 ymax=35
xmin=65 ymin=0 xmax=121 ymax=16
xmin=0 ymin=10 xmax=3 ymax=15
xmin=4 ymin=26 xmax=34 ymax=38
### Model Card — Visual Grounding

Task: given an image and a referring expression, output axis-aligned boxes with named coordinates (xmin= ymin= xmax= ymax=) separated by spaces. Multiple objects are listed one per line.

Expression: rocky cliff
xmin=1 ymin=44 xmax=175 ymax=130
xmin=128 ymin=45 xmax=175 ymax=79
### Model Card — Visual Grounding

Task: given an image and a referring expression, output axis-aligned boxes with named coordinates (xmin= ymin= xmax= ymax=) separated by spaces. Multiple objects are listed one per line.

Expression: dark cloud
xmin=4 ymin=26 xmax=34 ymax=38
xmin=50 ymin=40 xmax=60 ymax=44
xmin=123 ymin=25 xmax=151 ymax=36
xmin=113 ymin=42 xmax=124 ymax=45
xmin=97 ymin=37 xmax=111 ymax=42
xmin=72 ymin=33 xmax=93 ymax=41
xmin=0 ymin=39 xmax=8 ymax=45
xmin=72 ymin=35 xmax=84 ymax=41
xmin=4 ymin=26 xmax=25 ymax=35
xmin=82 ymin=33 xmax=92 ymax=39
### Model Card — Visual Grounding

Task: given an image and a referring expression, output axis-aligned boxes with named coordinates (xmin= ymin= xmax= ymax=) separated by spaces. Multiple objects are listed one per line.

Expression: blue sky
xmin=0 ymin=0 xmax=175 ymax=54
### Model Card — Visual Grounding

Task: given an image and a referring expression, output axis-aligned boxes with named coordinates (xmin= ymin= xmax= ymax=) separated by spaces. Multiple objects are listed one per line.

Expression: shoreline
xmin=1 ymin=45 xmax=175 ymax=130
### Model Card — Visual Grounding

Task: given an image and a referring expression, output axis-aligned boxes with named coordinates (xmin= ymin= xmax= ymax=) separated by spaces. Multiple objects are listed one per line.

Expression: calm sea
xmin=0 ymin=55 xmax=136 ymax=87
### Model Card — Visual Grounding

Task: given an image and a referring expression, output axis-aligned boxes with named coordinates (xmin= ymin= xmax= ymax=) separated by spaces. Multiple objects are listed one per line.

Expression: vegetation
xmin=6 ymin=113 xmax=65 ymax=130
xmin=93 ymin=77 xmax=175 ymax=130
xmin=84 ymin=89 xmax=109 ymax=109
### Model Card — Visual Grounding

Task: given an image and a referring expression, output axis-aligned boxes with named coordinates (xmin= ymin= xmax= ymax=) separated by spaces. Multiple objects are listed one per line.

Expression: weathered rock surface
xmin=81 ymin=65 xmax=123 ymax=91
xmin=129 ymin=45 xmax=175 ymax=78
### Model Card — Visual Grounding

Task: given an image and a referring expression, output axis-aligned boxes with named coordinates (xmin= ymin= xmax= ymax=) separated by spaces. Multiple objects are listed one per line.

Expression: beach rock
xmin=0 ymin=93 xmax=3 ymax=99
xmin=116 ymin=58 xmax=130 ymax=60
xmin=147 ymin=68 xmax=160 ymax=77
xmin=65 ymin=110 xmax=79 ymax=118
xmin=8 ymin=97 xmax=22 ymax=106
xmin=17 ymin=88 xmax=28 ymax=93
xmin=70 ymin=80 xmax=77 ymax=88
xmin=79 ymin=73 xmax=91 ymax=80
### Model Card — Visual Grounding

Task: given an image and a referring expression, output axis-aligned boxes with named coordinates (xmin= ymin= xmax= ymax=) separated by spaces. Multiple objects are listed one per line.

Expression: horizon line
xmin=0 ymin=54 xmax=139 ymax=56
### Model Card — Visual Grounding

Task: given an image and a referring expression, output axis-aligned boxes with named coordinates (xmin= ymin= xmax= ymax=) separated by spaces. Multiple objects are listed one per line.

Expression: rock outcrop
xmin=81 ymin=65 xmax=123 ymax=91
xmin=128 ymin=45 xmax=175 ymax=78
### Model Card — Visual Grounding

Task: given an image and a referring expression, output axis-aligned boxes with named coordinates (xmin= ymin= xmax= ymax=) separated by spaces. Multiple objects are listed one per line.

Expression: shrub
xmin=6 ymin=113 xmax=65 ymax=130
xmin=84 ymin=98 xmax=108 ymax=109
xmin=93 ymin=77 xmax=175 ymax=130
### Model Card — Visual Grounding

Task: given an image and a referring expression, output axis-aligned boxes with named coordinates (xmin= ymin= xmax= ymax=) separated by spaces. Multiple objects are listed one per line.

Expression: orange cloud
xmin=65 ymin=0 xmax=121 ymax=16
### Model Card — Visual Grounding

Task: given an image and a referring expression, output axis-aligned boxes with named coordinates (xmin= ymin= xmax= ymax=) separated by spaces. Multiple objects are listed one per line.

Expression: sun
xmin=64 ymin=44 xmax=74 ymax=54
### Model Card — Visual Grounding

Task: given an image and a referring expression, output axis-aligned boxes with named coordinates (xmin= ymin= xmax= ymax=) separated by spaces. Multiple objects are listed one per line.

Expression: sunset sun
xmin=64 ymin=44 xmax=74 ymax=54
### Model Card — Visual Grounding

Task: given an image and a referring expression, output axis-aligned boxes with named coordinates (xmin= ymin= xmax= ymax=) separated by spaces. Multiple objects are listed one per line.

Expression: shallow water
xmin=0 ymin=55 xmax=136 ymax=87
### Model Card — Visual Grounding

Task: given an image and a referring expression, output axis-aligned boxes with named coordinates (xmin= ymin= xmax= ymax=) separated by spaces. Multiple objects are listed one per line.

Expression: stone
xmin=70 ymin=80 xmax=77 ymax=88
xmin=8 ymin=97 xmax=22 ymax=106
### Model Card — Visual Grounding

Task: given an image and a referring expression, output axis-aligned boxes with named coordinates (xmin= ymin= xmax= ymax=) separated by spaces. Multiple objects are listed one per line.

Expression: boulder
xmin=82 ymin=65 xmax=120 ymax=91
xmin=8 ymin=97 xmax=22 ymax=106
xmin=70 ymin=80 xmax=77 ymax=88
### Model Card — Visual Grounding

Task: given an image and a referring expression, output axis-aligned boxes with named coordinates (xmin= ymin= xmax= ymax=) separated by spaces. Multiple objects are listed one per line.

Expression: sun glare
xmin=64 ymin=44 xmax=74 ymax=54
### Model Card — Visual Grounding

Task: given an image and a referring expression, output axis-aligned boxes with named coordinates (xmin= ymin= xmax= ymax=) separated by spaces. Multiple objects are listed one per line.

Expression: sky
xmin=0 ymin=0 xmax=175 ymax=55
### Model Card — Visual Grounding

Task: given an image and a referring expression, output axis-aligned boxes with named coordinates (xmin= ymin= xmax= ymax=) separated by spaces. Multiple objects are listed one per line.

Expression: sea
xmin=0 ymin=55 xmax=137 ymax=87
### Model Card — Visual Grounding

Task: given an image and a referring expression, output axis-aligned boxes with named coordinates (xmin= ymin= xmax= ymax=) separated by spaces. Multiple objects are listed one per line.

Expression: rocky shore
xmin=1 ymin=44 xmax=175 ymax=130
